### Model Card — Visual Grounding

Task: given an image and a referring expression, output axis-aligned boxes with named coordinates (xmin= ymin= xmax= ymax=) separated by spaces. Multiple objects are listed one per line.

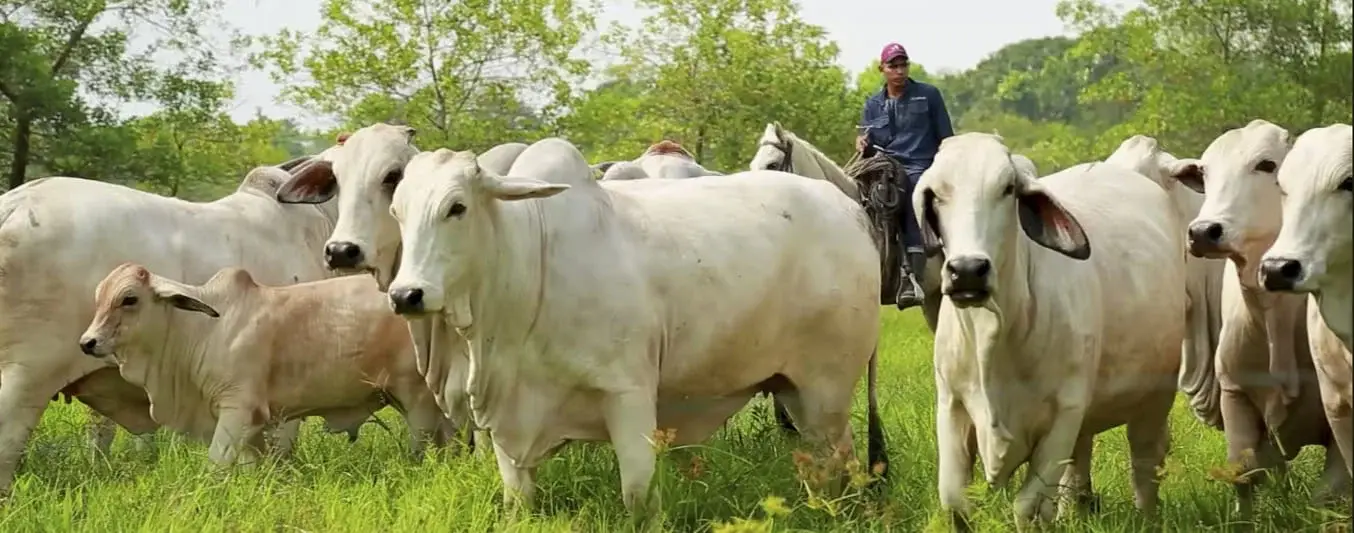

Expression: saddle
xmin=844 ymin=152 xmax=910 ymax=306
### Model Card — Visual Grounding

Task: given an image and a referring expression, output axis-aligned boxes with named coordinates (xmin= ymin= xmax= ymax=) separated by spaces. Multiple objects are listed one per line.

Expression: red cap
xmin=880 ymin=42 xmax=908 ymax=63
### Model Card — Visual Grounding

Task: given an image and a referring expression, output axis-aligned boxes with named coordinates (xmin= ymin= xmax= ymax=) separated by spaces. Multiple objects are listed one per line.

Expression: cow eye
xmin=1339 ymin=176 xmax=1353 ymax=192
xmin=381 ymin=170 xmax=403 ymax=190
xmin=1254 ymin=160 xmax=1277 ymax=173
xmin=121 ymin=295 xmax=138 ymax=307
xmin=446 ymin=203 xmax=466 ymax=219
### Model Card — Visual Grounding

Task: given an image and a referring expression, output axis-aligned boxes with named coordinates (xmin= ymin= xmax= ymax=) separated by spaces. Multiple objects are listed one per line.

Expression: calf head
xmin=1259 ymin=123 xmax=1353 ymax=293
xmin=1170 ymin=120 xmax=1291 ymax=266
xmin=387 ymin=149 xmax=569 ymax=326
xmin=276 ymin=123 xmax=419 ymax=286
xmin=79 ymin=263 xmax=220 ymax=359
xmin=913 ymin=133 xmax=1089 ymax=308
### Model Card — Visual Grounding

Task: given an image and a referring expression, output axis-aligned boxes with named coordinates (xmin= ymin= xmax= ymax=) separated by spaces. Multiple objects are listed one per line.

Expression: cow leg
xmin=1311 ymin=446 xmax=1351 ymax=506
xmin=936 ymin=391 xmax=977 ymax=532
xmin=1319 ymin=371 xmax=1353 ymax=480
xmin=493 ymin=439 xmax=538 ymax=514
xmin=1014 ymin=405 xmax=1085 ymax=527
xmin=0 ymin=371 xmax=58 ymax=499
xmin=1220 ymin=388 xmax=1266 ymax=523
xmin=603 ymin=391 xmax=659 ymax=520
xmin=264 ymin=419 xmax=302 ymax=460
xmin=86 ymin=412 xmax=118 ymax=458
xmin=779 ymin=381 xmax=856 ymax=498
xmin=1057 ymin=434 xmax=1096 ymax=519
xmin=1126 ymin=395 xmax=1173 ymax=518
xmin=391 ymin=383 xmax=450 ymax=460
xmin=771 ymin=395 xmax=798 ymax=433
xmin=208 ymin=403 xmax=268 ymax=467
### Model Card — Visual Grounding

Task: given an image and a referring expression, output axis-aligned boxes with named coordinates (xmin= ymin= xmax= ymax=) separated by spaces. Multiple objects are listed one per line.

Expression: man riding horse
xmin=853 ymin=42 xmax=955 ymax=310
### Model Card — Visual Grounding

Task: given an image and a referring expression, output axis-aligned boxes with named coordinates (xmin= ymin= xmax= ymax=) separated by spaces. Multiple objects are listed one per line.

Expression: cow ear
xmin=914 ymin=187 xmax=945 ymax=257
xmin=483 ymin=176 xmax=570 ymax=201
xmin=1015 ymin=178 xmax=1091 ymax=260
xmin=1167 ymin=158 xmax=1205 ymax=194
xmin=148 ymin=279 xmax=220 ymax=318
xmin=276 ymin=159 xmax=337 ymax=204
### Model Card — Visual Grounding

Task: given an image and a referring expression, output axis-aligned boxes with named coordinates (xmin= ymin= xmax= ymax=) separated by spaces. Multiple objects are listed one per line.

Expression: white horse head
xmin=750 ymin=122 xmax=859 ymax=200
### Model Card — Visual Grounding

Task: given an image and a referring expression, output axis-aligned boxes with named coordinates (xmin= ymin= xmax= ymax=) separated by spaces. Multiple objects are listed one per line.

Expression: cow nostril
xmin=946 ymin=257 xmax=991 ymax=279
xmin=972 ymin=260 xmax=990 ymax=277
xmin=1279 ymin=260 xmax=1302 ymax=280
xmin=1204 ymin=223 xmax=1223 ymax=242
xmin=406 ymin=288 xmax=424 ymax=306
xmin=79 ymin=338 xmax=97 ymax=355
xmin=324 ymin=242 xmax=364 ymax=268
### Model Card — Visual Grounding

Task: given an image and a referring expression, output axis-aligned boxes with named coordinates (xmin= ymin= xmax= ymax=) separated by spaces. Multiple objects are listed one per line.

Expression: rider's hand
xmin=855 ymin=135 xmax=867 ymax=153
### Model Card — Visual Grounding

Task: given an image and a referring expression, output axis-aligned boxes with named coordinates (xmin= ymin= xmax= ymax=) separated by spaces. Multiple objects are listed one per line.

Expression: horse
xmin=749 ymin=121 xmax=943 ymax=332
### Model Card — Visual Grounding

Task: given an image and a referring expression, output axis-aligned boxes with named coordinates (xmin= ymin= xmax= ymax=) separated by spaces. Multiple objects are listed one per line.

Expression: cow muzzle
xmin=389 ymin=286 xmax=428 ymax=316
xmin=944 ymin=255 xmax=992 ymax=307
xmin=1186 ymin=220 xmax=1229 ymax=258
xmin=79 ymin=336 xmax=109 ymax=358
xmin=324 ymin=241 xmax=366 ymax=270
xmin=1258 ymin=257 xmax=1305 ymax=292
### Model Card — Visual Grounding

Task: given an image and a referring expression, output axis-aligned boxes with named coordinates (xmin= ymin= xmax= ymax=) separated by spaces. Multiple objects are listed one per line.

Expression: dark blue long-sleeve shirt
xmin=858 ymin=78 xmax=955 ymax=164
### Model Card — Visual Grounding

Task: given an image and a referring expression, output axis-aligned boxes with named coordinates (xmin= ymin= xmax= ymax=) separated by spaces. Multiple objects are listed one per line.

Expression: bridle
xmin=760 ymin=137 xmax=795 ymax=174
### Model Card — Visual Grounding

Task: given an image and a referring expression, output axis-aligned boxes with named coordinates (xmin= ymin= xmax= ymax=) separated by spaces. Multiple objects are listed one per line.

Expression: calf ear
xmin=1167 ymin=158 xmax=1205 ymax=194
xmin=276 ymin=159 xmax=337 ymax=204
xmin=148 ymin=279 xmax=220 ymax=318
xmin=1016 ymin=179 xmax=1091 ymax=260
xmin=914 ymin=187 xmax=944 ymax=257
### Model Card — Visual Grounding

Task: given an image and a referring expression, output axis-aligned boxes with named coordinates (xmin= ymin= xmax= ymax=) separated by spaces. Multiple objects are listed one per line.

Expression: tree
xmin=566 ymin=0 xmax=858 ymax=171
xmin=250 ymin=0 xmax=598 ymax=152
xmin=0 ymin=0 xmax=238 ymax=190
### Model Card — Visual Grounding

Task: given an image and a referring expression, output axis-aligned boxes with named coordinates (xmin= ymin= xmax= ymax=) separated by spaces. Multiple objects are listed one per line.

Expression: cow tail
xmin=866 ymin=345 xmax=889 ymax=483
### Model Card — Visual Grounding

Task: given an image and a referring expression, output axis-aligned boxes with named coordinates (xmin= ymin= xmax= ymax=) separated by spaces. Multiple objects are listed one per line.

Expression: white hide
xmin=1261 ymin=123 xmax=1353 ymax=349
xmin=386 ymin=139 xmax=884 ymax=515
xmin=0 ymin=162 xmax=339 ymax=496
xmin=1104 ymin=134 xmax=1227 ymax=429
xmin=1259 ymin=123 xmax=1354 ymax=480
xmin=920 ymin=133 xmax=1185 ymax=525
xmin=1169 ymin=119 xmax=1348 ymax=517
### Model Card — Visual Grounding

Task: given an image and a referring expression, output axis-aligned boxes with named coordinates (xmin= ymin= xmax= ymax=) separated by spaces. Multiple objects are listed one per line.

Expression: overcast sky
xmin=202 ymin=0 xmax=1134 ymax=128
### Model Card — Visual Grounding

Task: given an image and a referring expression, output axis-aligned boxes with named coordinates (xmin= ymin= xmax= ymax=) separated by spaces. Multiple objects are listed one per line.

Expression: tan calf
xmin=79 ymin=263 xmax=452 ymax=466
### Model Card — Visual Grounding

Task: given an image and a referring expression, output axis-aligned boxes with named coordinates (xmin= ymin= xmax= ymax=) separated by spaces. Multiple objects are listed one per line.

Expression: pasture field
xmin=1 ymin=309 xmax=1348 ymax=532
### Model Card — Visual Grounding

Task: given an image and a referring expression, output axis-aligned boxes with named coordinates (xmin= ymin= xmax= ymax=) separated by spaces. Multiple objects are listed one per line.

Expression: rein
xmin=844 ymin=151 xmax=909 ymax=305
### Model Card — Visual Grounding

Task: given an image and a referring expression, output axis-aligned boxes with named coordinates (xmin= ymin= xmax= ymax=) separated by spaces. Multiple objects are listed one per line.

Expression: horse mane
xmin=644 ymin=140 xmax=695 ymax=160
xmin=774 ymin=127 xmax=860 ymax=200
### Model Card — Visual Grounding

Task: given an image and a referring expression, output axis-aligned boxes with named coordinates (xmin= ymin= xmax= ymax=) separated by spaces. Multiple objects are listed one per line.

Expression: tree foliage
xmin=0 ymin=0 xmax=1348 ymax=198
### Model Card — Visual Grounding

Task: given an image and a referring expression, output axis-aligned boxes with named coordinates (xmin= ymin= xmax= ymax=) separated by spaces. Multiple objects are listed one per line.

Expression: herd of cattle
xmin=0 ymin=117 xmax=1348 ymax=529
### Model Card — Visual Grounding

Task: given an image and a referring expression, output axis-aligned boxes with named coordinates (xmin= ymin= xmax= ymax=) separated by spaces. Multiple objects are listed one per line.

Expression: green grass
xmin=2 ymin=309 xmax=1349 ymax=532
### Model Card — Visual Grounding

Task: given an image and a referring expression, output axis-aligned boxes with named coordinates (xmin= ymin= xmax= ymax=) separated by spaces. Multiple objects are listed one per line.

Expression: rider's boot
xmin=895 ymin=250 xmax=926 ymax=310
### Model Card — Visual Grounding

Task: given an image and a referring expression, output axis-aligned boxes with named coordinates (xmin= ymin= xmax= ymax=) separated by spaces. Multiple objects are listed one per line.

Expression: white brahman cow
xmin=384 ymin=139 xmax=886 ymax=518
xmin=1104 ymin=134 xmax=1227 ymax=430
xmin=0 ymin=158 xmax=340 ymax=498
xmin=1168 ymin=119 xmax=1348 ymax=518
xmin=918 ymin=133 xmax=1185 ymax=529
xmin=1256 ymin=123 xmax=1353 ymax=479
xmin=594 ymin=140 xmax=724 ymax=181
xmin=273 ymin=123 xmax=530 ymax=450
xmin=78 ymin=263 xmax=453 ymax=466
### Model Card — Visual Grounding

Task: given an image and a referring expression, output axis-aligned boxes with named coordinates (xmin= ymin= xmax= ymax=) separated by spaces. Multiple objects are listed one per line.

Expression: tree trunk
xmin=7 ymin=116 xmax=32 ymax=191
